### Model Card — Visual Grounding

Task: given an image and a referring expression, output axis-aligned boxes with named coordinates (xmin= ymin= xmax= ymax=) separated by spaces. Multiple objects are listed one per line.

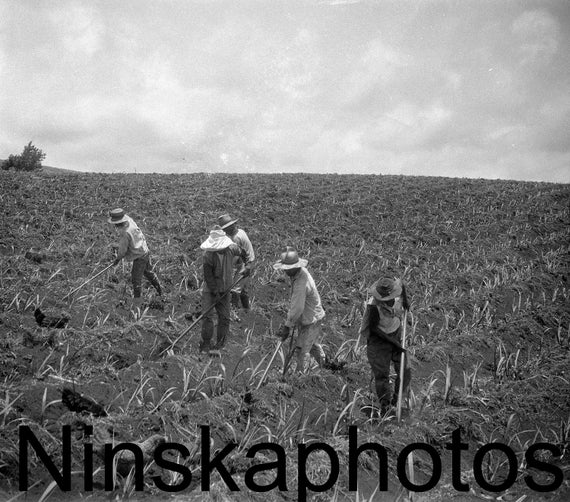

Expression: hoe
xmin=62 ymin=263 xmax=114 ymax=301
xmin=162 ymin=274 xmax=244 ymax=355
xmin=396 ymin=309 xmax=408 ymax=422
xmin=33 ymin=263 xmax=114 ymax=327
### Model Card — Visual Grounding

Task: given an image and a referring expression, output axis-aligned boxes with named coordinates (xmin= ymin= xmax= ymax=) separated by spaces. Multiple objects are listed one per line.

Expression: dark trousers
xmin=131 ymin=254 xmax=162 ymax=298
xmin=366 ymin=327 xmax=411 ymax=408
xmin=231 ymin=269 xmax=251 ymax=309
xmin=201 ymin=291 xmax=231 ymax=349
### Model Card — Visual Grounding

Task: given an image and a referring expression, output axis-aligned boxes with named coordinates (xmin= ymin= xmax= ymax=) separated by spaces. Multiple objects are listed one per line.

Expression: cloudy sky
xmin=1 ymin=0 xmax=568 ymax=182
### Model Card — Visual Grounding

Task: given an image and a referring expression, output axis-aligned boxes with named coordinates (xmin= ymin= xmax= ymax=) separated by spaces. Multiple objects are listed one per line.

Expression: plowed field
xmin=1 ymin=171 xmax=569 ymax=501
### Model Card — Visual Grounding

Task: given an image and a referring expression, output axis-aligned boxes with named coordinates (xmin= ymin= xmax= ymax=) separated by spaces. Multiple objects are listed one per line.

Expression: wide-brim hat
xmin=369 ymin=278 xmax=402 ymax=301
xmin=108 ymin=208 xmax=129 ymax=225
xmin=218 ymin=213 xmax=238 ymax=229
xmin=200 ymin=226 xmax=234 ymax=251
xmin=273 ymin=249 xmax=308 ymax=270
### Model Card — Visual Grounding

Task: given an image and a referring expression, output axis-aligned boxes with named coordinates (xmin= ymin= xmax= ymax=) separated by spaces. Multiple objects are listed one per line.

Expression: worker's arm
xmin=284 ymin=276 xmax=307 ymax=328
xmin=202 ymin=252 xmax=218 ymax=293
xmin=113 ymin=232 xmax=130 ymax=265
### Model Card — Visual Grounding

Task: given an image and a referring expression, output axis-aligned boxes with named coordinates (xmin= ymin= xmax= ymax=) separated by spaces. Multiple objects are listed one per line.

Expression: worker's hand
xmin=276 ymin=325 xmax=290 ymax=341
xmin=401 ymin=284 xmax=410 ymax=311
xmin=112 ymin=258 xmax=121 ymax=267
xmin=241 ymin=265 xmax=251 ymax=277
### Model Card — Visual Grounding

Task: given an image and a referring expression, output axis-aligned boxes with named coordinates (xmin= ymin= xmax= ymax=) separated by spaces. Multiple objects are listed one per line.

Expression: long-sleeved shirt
xmin=230 ymin=228 xmax=255 ymax=268
xmin=203 ymin=245 xmax=242 ymax=293
xmin=116 ymin=217 xmax=149 ymax=261
xmin=285 ymin=267 xmax=325 ymax=328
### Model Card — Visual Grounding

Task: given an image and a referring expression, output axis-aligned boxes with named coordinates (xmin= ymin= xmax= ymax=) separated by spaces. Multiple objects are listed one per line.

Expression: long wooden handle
xmin=396 ymin=310 xmax=408 ymax=422
xmin=63 ymin=263 xmax=114 ymax=300
xmin=163 ymin=274 xmax=244 ymax=354
xmin=256 ymin=339 xmax=283 ymax=390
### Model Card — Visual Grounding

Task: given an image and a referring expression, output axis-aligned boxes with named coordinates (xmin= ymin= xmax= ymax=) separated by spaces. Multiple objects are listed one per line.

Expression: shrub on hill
xmin=1 ymin=142 xmax=46 ymax=171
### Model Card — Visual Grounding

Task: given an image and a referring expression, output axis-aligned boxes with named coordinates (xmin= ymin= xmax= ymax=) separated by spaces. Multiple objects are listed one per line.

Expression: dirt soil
xmin=0 ymin=171 xmax=569 ymax=501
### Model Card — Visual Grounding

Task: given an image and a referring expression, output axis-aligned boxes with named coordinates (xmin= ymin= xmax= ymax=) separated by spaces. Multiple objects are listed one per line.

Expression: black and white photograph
xmin=1 ymin=1 xmax=569 ymax=500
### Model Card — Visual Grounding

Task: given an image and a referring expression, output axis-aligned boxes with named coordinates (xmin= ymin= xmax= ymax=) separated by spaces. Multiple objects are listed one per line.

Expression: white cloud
xmin=272 ymin=29 xmax=322 ymax=101
xmin=512 ymin=10 xmax=559 ymax=64
xmin=0 ymin=45 xmax=5 ymax=77
xmin=343 ymin=38 xmax=409 ymax=105
xmin=1 ymin=1 xmax=567 ymax=182
xmin=443 ymin=71 xmax=463 ymax=92
xmin=533 ymin=97 xmax=570 ymax=152
xmin=339 ymin=130 xmax=363 ymax=155
xmin=365 ymin=101 xmax=453 ymax=150
xmin=48 ymin=4 xmax=104 ymax=57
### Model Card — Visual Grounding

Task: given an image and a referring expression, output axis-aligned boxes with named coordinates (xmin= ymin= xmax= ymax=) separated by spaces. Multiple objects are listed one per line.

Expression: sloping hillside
xmin=0 ymin=160 xmax=79 ymax=175
xmin=0 ymin=171 xmax=568 ymax=501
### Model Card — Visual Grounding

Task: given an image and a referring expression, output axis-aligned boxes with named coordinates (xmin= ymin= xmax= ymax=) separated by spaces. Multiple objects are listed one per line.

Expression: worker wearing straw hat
xmin=360 ymin=277 xmax=411 ymax=415
xmin=273 ymin=248 xmax=326 ymax=372
xmin=108 ymin=208 xmax=162 ymax=308
xmin=218 ymin=213 xmax=255 ymax=312
xmin=200 ymin=226 xmax=244 ymax=352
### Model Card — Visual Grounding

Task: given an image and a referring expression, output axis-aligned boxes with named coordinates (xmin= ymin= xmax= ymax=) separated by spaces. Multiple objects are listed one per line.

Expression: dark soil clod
xmin=148 ymin=298 xmax=164 ymax=310
xmin=24 ymin=250 xmax=45 ymax=263
xmin=34 ymin=307 xmax=70 ymax=329
xmin=323 ymin=359 xmax=347 ymax=372
xmin=61 ymin=387 xmax=107 ymax=417
xmin=242 ymin=391 xmax=254 ymax=404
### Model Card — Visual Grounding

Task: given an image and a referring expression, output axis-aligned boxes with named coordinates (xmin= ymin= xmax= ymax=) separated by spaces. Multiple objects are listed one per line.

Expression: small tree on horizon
xmin=1 ymin=142 xmax=46 ymax=171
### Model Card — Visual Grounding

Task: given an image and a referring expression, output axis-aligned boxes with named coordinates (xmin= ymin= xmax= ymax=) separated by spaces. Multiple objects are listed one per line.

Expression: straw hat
xmin=218 ymin=214 xmax=238 ymax=229
xmin=369 ymin=278 xmax=402 ymax=301
xmin=273 ymin=249 xmax=308 ymax=270
xmin=108 ymin=208 xmax=129 ymax=225
xmin=200 ymin=226 xmax=234 ymax=251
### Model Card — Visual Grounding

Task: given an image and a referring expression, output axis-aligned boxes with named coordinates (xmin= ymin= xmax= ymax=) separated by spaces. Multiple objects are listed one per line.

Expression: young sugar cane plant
xmin=1 ymin=172 xmax=569 ymax=501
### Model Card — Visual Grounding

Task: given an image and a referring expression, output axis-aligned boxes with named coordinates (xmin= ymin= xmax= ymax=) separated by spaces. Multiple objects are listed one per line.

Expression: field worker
xmin=108 ymin=208 xmax=162 ymax=307
xmin=218 ymin=213 xmax=255 ymax=312
xmin=273 ymin=248 xmax=326 ymax=372
xmin=200 ymin=226 xmax=244 ymax=352
xmin=360 ymin=277 xmax=411 ymax=415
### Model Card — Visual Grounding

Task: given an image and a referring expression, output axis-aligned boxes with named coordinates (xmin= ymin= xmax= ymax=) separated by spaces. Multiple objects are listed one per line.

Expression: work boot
xmin=148 ymin=276 xmax=162 ymax=296
xmin=240 ymin=292 xmax=250 ymax=310
xmin=380 ymin=404 xmax=395 ymax=418
xmin=214 ymin=334 xmax=227 ymax=349
xmin=231 ymin=292 xmax=240 ymax=309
